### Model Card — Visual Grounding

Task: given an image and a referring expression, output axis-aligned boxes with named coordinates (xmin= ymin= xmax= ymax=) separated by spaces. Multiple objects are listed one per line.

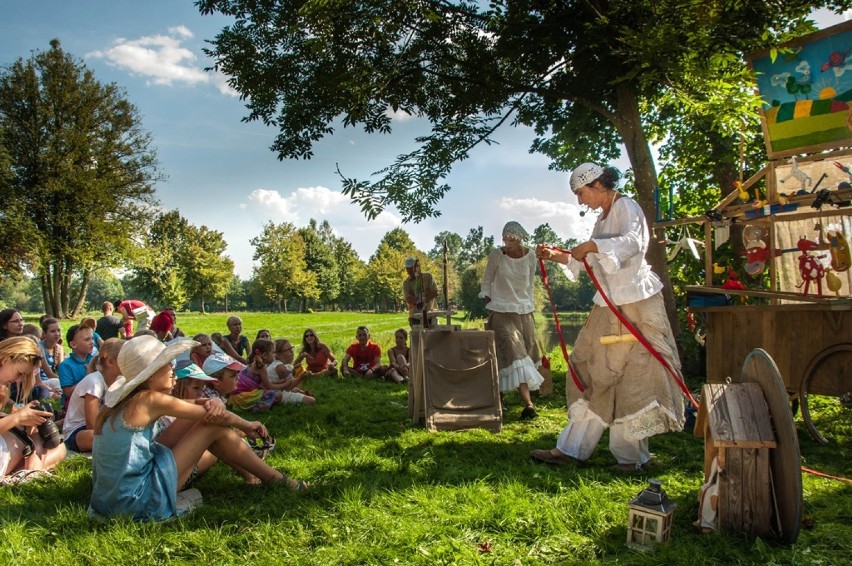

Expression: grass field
xmin=3 ymin=312 xmax=851 ymax=564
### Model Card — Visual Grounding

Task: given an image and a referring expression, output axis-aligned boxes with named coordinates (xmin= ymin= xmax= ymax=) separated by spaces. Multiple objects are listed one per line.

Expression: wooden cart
xmin=659 ymin=152 xmax=852 ymax=444
xmin=687 ymin=291 xmax=852 ymax=443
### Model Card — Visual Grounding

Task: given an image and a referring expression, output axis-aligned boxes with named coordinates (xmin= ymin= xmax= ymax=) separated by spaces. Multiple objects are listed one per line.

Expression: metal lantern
xmin=626 ymin=479 xmax=677 ymax=551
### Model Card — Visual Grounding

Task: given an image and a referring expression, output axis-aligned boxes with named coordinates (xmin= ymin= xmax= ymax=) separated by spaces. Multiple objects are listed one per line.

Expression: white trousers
xmin=555 ymin=401 xmax=650 ymax=465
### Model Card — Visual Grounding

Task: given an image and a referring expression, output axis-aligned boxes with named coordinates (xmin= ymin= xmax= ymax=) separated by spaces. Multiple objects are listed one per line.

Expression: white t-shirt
xmin=561 ymin=195 xmax=662 ymax=306
xmin=62 ymin=371 xmax=106 ymax=437
xmin=266 ymin=360 xmax=294 ymax=383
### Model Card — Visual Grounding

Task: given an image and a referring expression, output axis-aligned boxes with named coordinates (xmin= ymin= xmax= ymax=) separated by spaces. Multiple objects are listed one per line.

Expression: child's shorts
xmin=280 ymin=390 xmax=306 ymax=404
xmin=63 ymin=426 xmax=86 ymax=453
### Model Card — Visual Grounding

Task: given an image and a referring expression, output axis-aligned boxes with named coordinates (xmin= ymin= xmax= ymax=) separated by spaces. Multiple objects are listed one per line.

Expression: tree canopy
xmin=0 ymin=39 xmax=161 ymax=317
xmin=197 ymin=0 xmax=850 ymax=329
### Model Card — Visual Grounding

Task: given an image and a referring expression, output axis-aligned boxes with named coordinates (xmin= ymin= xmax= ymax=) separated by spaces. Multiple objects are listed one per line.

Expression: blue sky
xmin=1 ymin=2 xmax=846 ymax=277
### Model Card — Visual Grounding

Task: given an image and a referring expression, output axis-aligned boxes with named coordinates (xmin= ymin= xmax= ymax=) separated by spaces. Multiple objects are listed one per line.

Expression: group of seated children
xmin=1 ymin=313 xmax=413 ymax=519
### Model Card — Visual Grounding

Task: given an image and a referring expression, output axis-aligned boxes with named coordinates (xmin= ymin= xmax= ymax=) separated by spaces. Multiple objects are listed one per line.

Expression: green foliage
xmin=459 ymin=257 xmax=489 ymax=320
xmin=197 ymin=0 xmax=852 ymax=331
xmin=84 ymin=270 xmax=125 ymax=311
xmin=298 ymin=219 xmax=340 ymax=309
xmin=0 ymin=40 xmax=160 ymax=317
xmin=126 ymin=210 xmax=233 ymax=312
xmin=251 ymin=221 xmax=316 ymax=312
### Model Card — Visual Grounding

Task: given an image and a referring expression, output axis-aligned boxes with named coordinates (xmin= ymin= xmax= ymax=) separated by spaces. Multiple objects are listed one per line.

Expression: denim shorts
xmin=63 ymin=426 xmax=85 ymax=453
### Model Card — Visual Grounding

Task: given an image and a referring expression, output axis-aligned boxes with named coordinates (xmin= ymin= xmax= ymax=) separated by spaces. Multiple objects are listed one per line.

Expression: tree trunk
xmin=40 ymin=272 xmax=52 ymax=317
xmin=70 ymin=267 xmax=91 ymax=317
xmin=200 ymin=291 xmax=207 ymax=314
xmin=60 ymin=257 xmax=73 ymax=317
xmin=614 ymin=84 xmax=680 ymax=334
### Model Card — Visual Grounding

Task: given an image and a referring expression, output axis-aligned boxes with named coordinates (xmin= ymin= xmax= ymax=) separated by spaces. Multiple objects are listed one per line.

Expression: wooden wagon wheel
xmin=799 ymin=343 xmax=852 ymax=445
xmin=737 ymin=349 xmax=802 ymax=545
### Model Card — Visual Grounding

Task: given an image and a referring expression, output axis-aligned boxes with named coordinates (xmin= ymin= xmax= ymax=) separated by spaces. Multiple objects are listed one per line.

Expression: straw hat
xmin=104 ymin=336 xmax=198 ymax=407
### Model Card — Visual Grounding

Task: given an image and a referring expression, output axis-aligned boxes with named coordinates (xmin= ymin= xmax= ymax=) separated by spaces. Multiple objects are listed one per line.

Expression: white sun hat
xmin=570 ymin=162 xmax=604 ymax=194
xmin=104 ymin=335 xmax=198 ymax=407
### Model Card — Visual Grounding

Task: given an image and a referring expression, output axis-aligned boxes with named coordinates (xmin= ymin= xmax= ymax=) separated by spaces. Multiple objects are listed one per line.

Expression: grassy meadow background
xmin=2 ymin=311 xmax=850 ymax=564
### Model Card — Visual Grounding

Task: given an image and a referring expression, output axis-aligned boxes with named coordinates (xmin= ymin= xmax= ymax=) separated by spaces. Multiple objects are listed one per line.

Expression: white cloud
xmin=168 ymin=25 xmax=193 ymax=39
xmin=385 ymin=107 xmax=413 ymax=122
xmin=497 ymin=196 xmax=596 ymax=243
xmin=86 ymin=27 xmax=238 ymax=96
xmin=243 ymin=185 xmax=402 ymax=260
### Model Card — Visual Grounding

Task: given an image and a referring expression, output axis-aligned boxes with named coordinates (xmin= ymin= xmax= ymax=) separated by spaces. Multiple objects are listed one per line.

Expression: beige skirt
xmin=487 ymin=311 xmax=543 ymax=392
xmin=568 ymin=293 xmax=684 ymax=440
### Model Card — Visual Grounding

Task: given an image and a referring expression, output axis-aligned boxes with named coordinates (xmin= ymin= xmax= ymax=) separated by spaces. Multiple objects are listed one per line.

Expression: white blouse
xmin=479 ymin=247 xmax=537 ymax=314
xmin=560 ymin=195 xmax=662 ymax=306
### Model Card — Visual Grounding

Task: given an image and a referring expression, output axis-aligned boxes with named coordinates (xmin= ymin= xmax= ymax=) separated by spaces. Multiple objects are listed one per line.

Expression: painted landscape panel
xmin=749 ymin=20 xmax=852 ymax=158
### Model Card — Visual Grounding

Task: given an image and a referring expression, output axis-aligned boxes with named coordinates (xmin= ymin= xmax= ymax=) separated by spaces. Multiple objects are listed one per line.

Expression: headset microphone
xmin=579 ymin=208 xmax=587 ymax=217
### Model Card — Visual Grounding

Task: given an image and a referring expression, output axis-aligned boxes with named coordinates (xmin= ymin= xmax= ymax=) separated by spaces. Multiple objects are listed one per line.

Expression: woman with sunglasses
xmin=294 ymin=329 xmax=337 ymax=377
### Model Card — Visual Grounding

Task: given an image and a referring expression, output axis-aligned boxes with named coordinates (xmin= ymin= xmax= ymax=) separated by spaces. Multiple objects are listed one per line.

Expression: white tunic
xmin=560 ymin=195 xmax=662 ymax=306
xmin=479 ymin=247 xmax=537 ymax=314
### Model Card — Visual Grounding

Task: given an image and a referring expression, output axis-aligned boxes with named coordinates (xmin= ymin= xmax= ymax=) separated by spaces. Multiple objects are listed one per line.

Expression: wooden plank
xmin=716 ymin=384 xmax=776 ymax=447
xmin=687 ymin=285 xmax=852 ymax=304
xmin=741 ymin=447 xmax=758 ymax=536
xmin=706 ymin=384 xmax=735 ymax=444
xmin=755 ymin=448 xmax=772 ymax=538
xmin=722 ymin=448 xmax=743 ymax=533
xmin=744 ymin=383 xmax=777 ymax=446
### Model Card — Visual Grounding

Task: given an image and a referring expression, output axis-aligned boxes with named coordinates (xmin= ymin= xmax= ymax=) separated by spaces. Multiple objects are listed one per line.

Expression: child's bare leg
xmin=22 ymin=434 xmax=67 ymax=471
xmin=170 ymin=422 xmax=287 ymax=488
xmin=396 ymin=354 xmax=409 ymax=379
xmin=386 ymin=367 xmax=403 ymax=383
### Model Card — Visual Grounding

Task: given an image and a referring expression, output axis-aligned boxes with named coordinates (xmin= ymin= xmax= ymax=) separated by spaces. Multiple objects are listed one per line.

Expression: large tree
xmin=298 ymin=219 xmax=340 ymax=311
xmin=182 ymin=224 xmax=235 ymax=314
xmin=198 ymin=0 xmax=847 ymax=330
xmin=251 ymin=221 xmax=317 ymax=312
xmin=0 ymin=39 xmax=160 ymax=317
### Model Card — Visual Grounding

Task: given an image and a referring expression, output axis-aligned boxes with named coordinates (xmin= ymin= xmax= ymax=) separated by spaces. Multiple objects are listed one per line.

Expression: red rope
xmin=538 ymin=257 xmax=584 ymax=392
xmin=539 ymin=245 xmax=698 ymax=407
xmin=801 ymin=466 xmax=852 ymax=483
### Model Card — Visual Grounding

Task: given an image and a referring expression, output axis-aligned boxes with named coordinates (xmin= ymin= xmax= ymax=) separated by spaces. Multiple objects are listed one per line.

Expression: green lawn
xmin=3 ymin=312 xmax=851 ymax=564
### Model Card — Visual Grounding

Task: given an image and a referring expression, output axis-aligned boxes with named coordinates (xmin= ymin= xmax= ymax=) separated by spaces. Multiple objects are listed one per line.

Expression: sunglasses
xmin=304 ymin=333 xmax=315 ymax=338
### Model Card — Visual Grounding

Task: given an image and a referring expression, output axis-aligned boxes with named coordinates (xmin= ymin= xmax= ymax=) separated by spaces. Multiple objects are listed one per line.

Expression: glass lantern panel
xmin=631 ymin=514 xmax=645 ymax=528
xmin=646 ymin=518 xmax=658 ymax=532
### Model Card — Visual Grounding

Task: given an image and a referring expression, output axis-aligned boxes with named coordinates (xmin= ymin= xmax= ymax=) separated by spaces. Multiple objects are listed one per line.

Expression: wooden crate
xmin=695 ymin=382 xmax=776 ymax=538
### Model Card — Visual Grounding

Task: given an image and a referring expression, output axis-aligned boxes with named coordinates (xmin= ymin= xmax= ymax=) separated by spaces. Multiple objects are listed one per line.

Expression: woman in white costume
xmin=531 ymin=163 xmax=684 ymax=471
xmin=480 ymin=221 xmax=543 ymax=420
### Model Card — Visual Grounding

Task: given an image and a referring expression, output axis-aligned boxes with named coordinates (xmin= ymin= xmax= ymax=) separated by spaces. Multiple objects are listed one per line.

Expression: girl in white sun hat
xmin=89 ymin=336 xmax=306 ymax=521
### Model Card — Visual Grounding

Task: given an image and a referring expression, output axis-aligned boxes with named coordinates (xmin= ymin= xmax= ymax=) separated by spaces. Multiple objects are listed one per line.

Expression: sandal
xmin=0 ymin=469 xmax=53 ymax=486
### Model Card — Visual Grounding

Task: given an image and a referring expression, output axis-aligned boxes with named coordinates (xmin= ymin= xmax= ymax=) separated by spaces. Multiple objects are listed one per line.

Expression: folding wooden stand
xmin=408 ymin=329 xmax=502 ymax=432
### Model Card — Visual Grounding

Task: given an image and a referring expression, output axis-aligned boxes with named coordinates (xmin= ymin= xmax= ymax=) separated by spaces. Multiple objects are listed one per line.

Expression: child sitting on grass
xmin=58 ymin=324 xmax=95 ymax=409
xmin=156 ymin=361 xmax=262 ymax=485
xmin=228 ymin=339 xmax=289 ymax=412
xmin=190 ymin=333 xmax=214 ymax=368
xmin=341 ymin=326 xmax=385 ymax=378
xmin=201 ymin=352 xmax=243 ymax=403
xmin=385 ymin=328 xmax=410 ymax=384
xmin=268 ymin=339 xmax=315 ymax=405
xmin=89 ymin=336 xmax=305 ymax=521
xmin=62 ymin=339 xmax=123 ymax=453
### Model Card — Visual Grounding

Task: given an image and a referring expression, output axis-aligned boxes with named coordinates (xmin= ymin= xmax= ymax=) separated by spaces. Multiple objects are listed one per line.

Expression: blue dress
xmin=89 ymin=409 xmax=180 ymax=521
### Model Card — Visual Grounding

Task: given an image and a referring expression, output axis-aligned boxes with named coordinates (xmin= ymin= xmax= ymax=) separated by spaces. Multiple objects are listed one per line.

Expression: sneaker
xmin=520 ymin=406 xmax=538 ymax=420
